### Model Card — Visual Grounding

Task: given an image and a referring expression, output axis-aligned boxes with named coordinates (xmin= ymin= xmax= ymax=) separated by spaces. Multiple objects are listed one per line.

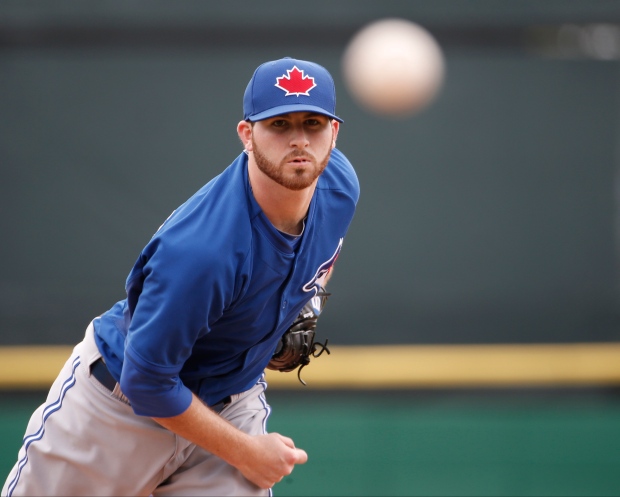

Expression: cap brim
xmin=247 ymin=104 xmax=343 ymax=123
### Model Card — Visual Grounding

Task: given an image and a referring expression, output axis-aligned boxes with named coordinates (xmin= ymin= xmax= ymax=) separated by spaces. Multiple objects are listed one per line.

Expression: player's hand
xmin=237 ymin=433 xmax=308 ymax=489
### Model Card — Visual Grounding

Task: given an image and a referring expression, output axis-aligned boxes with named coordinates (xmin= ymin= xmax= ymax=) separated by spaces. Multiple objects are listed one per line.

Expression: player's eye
xmin=271 ymin=120 xmax=288 ymax=128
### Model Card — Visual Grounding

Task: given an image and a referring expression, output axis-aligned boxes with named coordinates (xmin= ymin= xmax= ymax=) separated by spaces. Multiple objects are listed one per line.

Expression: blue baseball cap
xmin=243 ymin=57 xmax=343 ymax=123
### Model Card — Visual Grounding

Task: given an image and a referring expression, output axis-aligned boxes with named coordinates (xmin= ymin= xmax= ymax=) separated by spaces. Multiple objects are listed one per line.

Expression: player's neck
xmin=248 ymin=164 xmax=315 ymax=236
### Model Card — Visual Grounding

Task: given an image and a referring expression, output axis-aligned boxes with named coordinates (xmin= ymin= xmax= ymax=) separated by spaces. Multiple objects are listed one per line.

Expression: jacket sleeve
xmin=119 ymin=229 xmax=236 ymax=418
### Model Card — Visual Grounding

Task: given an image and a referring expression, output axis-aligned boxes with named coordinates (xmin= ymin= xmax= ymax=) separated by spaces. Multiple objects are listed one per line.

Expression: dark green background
xmin=3 ymin=1 xmax=620 ymax=346
xmin=2 ymin=390 xmax=620 ymax=496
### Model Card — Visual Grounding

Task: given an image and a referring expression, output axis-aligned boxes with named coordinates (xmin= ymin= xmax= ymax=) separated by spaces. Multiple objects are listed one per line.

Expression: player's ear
xmin=237 ymin=120 xmax=253 ymax=151
xmin=331 ymin=120 xmax=340 ymax=149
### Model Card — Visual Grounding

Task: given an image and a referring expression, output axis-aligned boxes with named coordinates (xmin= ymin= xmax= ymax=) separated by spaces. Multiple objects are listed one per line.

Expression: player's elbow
xmin=120 ymin=355 xmax=192 ymax=417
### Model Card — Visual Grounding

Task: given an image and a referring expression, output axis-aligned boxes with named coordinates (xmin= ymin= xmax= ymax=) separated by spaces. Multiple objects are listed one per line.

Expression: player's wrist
xmin=223 ymin=432 xmax=261 ymax=474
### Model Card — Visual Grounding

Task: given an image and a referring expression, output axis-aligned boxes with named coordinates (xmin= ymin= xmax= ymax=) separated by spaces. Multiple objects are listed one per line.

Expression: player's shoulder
xmin=318 ymin=148 xmax=360 ymax=202
xmin=150 ymin=153 xmax=253 ymax=260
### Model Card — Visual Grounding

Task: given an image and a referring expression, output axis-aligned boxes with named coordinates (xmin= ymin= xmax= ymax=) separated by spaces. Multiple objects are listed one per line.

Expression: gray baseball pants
xmin=2 ymin=322 xmax=272 ymax=496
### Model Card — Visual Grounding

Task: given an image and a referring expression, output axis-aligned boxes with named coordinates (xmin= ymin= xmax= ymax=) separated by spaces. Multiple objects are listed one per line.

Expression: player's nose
xmin=288 ymin=124 xmax=310 ymax=148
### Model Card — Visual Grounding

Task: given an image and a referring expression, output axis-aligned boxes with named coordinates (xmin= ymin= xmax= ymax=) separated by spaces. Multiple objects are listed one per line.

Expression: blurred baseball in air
xmin=342 ymin=18 xmax=445 ymax=118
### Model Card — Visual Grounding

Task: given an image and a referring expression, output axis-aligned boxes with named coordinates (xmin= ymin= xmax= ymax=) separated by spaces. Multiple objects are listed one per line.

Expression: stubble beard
xmin=252 ymin=139 xmax=332 ymax=191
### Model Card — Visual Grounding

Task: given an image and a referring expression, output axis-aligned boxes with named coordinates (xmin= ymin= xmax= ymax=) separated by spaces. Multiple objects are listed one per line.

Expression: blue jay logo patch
xmin=303 ymin=238 xmax=343 ymax=295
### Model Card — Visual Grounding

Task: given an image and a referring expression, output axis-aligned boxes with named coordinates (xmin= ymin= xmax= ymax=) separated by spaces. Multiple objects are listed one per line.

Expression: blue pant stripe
xmin=256 ymin=375 xmax=273 ymax=497
xmin=6 ymin=357 xmax=81 ymax=497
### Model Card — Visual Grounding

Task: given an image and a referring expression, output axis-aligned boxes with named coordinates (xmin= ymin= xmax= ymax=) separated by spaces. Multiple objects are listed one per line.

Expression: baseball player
xmin=2 ymin=57 xmax=359 ymax=496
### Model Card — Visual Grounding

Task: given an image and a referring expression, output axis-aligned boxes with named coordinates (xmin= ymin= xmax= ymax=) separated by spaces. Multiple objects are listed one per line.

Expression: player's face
xmin=247 ymin=113 xmax=339 ymax=191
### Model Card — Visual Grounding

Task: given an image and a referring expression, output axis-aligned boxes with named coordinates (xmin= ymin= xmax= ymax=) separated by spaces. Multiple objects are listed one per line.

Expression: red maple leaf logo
xmin=275 ymin=66 xmax=317 ymax=96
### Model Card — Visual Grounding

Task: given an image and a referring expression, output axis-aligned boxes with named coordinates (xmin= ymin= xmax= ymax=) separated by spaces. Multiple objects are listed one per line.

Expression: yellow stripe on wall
xmin=266 ymin=343 xmax=620 ymax=388
xmin=1 ymin=343 xmax=619 ymax=390
xmin=0 ymin=346 xmax=74 ymax=389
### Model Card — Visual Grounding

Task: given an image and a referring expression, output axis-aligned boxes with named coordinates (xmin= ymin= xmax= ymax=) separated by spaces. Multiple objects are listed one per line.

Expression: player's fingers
xmin=273 ymin=433 xmax=307 ymax=464
xmin=293 ymin=448 xmax=308 ymax=464
xmin=277 ymin=434 xmax=296 ymax=449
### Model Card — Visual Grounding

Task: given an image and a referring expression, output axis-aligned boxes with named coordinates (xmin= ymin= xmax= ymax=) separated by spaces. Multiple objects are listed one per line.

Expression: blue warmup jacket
xmin=93 ymin=149 xmax=359 ymax=417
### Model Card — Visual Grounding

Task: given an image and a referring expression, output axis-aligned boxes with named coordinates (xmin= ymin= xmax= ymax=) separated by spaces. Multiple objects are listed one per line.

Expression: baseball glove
xmin=267 ymin=289 xmax=331 ymax=385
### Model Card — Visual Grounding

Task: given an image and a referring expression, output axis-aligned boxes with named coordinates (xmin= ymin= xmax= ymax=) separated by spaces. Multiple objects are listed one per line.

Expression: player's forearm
xmin=152 ymin=394 xmax=255 ymax=469
xmin=152 ymin=393 xmax=307 ymax=489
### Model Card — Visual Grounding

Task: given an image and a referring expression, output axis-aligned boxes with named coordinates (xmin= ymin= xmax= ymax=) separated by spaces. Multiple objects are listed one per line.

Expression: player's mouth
xmin=286 ymin=153 xmax=314 ymax=166
xmin=290 ymin=158 xmax=311 ymax=165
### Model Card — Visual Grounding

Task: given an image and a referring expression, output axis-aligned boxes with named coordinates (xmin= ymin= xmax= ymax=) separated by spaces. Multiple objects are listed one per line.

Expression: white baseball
xmin=342 ymin=18 xmax=445 ymax=117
